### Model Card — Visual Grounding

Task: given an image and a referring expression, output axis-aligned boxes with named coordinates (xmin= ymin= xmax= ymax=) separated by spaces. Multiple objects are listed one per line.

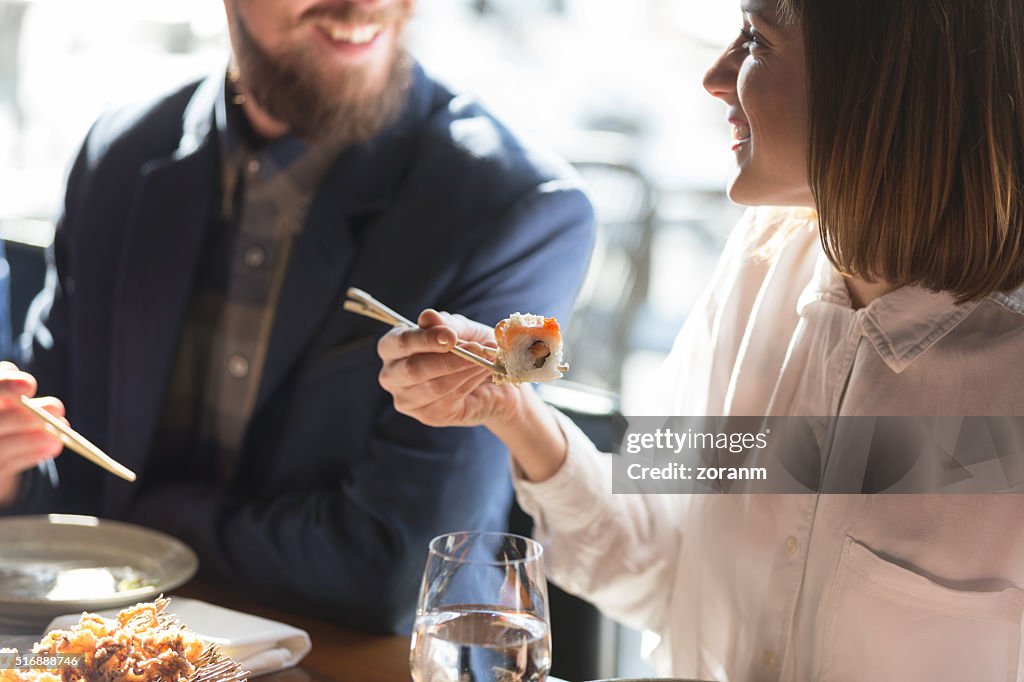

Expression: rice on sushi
xmin=493 ymin=313 xmax=566 ymax=385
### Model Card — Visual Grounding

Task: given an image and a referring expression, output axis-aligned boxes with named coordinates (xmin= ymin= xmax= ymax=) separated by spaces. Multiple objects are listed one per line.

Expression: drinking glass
xmin=410 ymin=531 xmax=551 ymax=682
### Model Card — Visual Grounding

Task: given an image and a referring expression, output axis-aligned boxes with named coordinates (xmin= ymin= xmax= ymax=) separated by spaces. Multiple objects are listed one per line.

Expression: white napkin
xmin=46 ymin=598 xmax=311 ymax=677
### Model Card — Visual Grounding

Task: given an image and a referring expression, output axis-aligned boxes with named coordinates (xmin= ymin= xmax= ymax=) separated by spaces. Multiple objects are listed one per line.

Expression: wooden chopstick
xmin=342 ymin=300 xmax=394 ymax=326
xmin=346 ymin=300 xmax=499 ymax=355
xmin=346 ymin=300 xmax=499 ymax=356
xmin=345 ymin=288 xmax=418 ymax=327
xmin=19 ymin=395 xmax=137 ymax=482
xmin=344 ymin=288 xmax=502 ymax=374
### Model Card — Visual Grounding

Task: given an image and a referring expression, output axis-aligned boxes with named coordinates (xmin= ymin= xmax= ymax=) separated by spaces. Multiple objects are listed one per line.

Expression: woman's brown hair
xmin=780 ymin=0 xmax=1024 ymax=302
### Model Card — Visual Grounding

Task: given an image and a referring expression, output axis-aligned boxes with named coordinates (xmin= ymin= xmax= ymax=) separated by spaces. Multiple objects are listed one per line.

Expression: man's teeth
xmin=325 ymin=23 xmax=382 ymax=44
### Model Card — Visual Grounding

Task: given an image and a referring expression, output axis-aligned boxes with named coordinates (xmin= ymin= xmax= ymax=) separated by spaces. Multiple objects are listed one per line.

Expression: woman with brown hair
xmin=379 ymin=0 xmax=1024 ymax=678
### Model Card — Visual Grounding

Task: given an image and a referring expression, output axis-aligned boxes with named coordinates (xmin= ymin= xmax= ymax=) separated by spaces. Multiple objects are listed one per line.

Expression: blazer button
xmin=243 ymin=246 xmax=266 ymax=268
xmin=227 ymin=354 xmax=250 ymax=378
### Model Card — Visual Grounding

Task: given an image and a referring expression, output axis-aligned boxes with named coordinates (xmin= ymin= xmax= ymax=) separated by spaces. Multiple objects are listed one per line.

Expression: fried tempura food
xmin=0 ymin=599 xmax=209 ymax=682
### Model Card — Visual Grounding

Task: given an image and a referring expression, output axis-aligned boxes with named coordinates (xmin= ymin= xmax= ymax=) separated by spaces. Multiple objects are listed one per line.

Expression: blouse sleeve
xmin=512 ymin=408 xmax=685 ymax=635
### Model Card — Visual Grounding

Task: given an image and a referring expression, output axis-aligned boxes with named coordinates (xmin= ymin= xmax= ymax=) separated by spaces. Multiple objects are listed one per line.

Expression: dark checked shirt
xmin=150 ymin=75 xmax=339 ymax=482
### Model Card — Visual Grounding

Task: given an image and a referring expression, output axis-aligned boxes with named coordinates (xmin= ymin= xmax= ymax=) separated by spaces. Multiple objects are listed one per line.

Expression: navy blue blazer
xmin=14 ymin=64 xmax=594 ymax=632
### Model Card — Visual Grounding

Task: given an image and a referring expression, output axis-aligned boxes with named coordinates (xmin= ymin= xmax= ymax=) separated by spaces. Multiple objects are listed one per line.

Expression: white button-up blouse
xmin=514 ymin=207 xmax=1024 ymax=681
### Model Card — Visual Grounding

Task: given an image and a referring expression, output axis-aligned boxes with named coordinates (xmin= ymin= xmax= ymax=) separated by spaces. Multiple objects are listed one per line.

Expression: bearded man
xmin=0 ymin=0 xmax=594 ymax=632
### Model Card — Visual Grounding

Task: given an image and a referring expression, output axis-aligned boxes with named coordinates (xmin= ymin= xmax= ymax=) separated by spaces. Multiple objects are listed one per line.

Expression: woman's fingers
xmin=391 ymin=364 xmax=492 ymax=414
xmin=378 ymin=324 xmax=456 ymax=364
xmin=418 ymin=309 xmax=495 ymax=344
xmin=380 ymin=331 xmax=497 ymax=388
xmin=407 ymin=371 xmax=502 ymax=427
xmin=457 ymin=340 xmax=493 ymax=357
xmin=378 ymin=309 xmax=497 ymax=367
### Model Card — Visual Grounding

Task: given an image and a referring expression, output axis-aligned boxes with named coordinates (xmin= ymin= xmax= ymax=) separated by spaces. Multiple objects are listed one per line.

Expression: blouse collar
xmin=798 ymin=248 xmax=989 ymax=374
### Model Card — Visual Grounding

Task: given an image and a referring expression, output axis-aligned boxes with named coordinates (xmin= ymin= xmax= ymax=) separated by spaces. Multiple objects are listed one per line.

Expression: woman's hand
xmin=378 ymin=309 xmax=569 ymax=482
xmin=378 ymin=309 xmax=525 ymax=429
xmin=0 ymin=362 xmax=65 ymax=506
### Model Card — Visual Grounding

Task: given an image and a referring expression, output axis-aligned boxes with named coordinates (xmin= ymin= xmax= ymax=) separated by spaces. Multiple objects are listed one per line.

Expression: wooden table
xmin=175 ymin=581 xmax=412 ymax=682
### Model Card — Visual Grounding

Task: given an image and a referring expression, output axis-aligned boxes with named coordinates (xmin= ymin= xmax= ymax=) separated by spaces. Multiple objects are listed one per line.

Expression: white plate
xmin=0 ymin=514 xmax=198 ymax=629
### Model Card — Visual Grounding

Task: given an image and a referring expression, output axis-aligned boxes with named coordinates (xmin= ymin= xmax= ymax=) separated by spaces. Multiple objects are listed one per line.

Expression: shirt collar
xmin=214 ymin=72 xmax=347 ymax=224
xmin=798 ymin=247 xmax=984 ymax=374
xmin=216 ymin=74 xmax=317 ymax=172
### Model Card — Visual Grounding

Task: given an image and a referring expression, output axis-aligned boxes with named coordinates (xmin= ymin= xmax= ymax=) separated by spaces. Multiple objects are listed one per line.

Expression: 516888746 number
xmin=0 ymin=651 xmax=84 ymax=670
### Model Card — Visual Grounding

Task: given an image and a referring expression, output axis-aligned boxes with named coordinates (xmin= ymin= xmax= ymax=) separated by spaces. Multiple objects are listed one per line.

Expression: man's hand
xmin=0 ymin=362 xmax=65 ymax=506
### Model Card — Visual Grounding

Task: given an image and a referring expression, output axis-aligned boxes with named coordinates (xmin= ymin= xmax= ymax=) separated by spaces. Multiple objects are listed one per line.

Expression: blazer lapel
xmin=106 ymin=152 xmax=216 ymax=494
xmin=251 ymin=182 xmax=356 ymax=414
xmin=105 ymin=76 xmax=222 ymax=507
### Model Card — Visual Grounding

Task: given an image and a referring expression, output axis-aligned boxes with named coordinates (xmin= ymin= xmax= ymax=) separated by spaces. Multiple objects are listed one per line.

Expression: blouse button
xmin=785 ymin=536 xmax=799 ymax=555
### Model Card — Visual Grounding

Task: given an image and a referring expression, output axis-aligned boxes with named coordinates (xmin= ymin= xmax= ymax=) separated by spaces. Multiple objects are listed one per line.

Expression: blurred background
xmin=0 ymin=0 xmax=745 ymax=676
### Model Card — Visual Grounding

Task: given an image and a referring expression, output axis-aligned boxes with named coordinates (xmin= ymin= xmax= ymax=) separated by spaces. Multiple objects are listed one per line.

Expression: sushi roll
xmin=493 ymin=313 xmax=566 ymax=385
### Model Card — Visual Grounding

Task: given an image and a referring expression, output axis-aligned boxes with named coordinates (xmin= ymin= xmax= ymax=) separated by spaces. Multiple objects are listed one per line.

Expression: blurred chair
xmin=566 ymin=138 xmax=657 ymax=395
xmin=1 ymin=221 xmax=49 ymax=360
xmin=509 ymin=381 xmax=628 ymax=682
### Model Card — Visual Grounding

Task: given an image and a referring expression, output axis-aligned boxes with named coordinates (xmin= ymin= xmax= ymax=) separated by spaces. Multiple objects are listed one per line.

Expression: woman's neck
xmin=845 ymin=275 xmax=894 ymax=309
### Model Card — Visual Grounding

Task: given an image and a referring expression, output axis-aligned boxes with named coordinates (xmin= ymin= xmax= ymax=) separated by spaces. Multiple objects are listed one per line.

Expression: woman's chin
xmin=726 ymin=173 xmax=814 ymax=208
xmin=725 ymin=174 xmax=761 ymax=207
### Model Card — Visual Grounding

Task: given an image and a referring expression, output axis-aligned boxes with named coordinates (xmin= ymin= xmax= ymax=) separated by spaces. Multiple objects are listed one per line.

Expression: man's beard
xmin=230 ymin=3 xmax=413 ymax=147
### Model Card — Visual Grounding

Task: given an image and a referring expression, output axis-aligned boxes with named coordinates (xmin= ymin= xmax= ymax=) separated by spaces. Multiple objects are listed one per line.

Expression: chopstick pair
xmin=343 ymin=288 xmax=504 ymax=376
xmin=19 ymin=395 xmax=137 ymax=482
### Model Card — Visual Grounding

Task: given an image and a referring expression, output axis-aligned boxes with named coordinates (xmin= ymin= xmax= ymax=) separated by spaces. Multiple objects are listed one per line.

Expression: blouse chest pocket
xmin=819 ymin=537 xmax=1024 ymax=682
